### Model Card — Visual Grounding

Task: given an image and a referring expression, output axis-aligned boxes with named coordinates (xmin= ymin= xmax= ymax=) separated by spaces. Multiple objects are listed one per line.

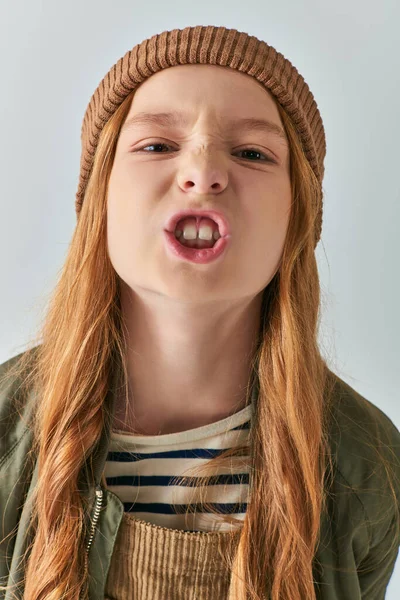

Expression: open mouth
xmin=174 ymin=216 xmax=221 ymax=249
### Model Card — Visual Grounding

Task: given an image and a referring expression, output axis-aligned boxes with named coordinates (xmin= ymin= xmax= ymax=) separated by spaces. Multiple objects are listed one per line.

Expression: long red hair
xmin=0 ymin=89 xmax=398 ymax=600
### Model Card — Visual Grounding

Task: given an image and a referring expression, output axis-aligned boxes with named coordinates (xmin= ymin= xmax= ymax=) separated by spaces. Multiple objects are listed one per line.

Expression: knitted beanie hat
xmin=75 ymin=25 xmax=326 ymax=247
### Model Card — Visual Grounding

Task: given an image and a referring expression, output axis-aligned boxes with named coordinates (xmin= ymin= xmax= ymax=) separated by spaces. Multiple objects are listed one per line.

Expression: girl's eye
xmin=136 ymin=142 xmax=276 ymax=163
xmin=236 ymin=148 xmax=275 ymax=163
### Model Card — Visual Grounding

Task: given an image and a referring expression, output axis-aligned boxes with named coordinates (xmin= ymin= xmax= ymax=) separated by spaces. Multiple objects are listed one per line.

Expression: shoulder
xmin=326 ymin=370 xmax=400 ymax=534
xmin=0 ymin=346 xmax=39 ymax=460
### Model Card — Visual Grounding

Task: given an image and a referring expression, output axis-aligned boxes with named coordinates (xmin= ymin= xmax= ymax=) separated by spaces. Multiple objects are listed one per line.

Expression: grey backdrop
xmin=0 ymin=0 xmax=399 ymax=595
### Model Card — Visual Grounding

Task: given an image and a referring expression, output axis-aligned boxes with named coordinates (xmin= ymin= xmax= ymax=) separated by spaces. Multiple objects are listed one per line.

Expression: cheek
xmin=106 ymin=196 xmax=140 ymax=272
xmin=106 ymin=198 xmax=161 ymax=282
xmin=107 ymin=196 xmax=127 ymax=253
xmin=249 ymin=184 xmax=291 ymax=244
xmin=245 ymin=190 xmax=291 ymax=274
xmin=107 ymin=167 xmax=142 ymax=245
xmin=267 ymin=179 xmax=292 ymax=239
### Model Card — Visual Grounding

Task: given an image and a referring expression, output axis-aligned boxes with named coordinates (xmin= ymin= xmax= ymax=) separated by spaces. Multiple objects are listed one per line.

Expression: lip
xmin=164 ymin=209 xmax=231 ymax=237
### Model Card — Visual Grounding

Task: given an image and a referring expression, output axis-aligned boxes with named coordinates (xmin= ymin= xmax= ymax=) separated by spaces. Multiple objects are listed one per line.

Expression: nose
xmin=177 ymin=156 xmax=229 ymax=195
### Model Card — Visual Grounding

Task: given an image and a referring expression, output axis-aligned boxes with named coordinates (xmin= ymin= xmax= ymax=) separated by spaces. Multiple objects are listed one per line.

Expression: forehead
xmin=135 ymin=63 xmax=261 ymax=86
xmin=121 ymin=64 xmax=287 ymax=142
xmin=131 ymin=63 xmax=277 ymax=108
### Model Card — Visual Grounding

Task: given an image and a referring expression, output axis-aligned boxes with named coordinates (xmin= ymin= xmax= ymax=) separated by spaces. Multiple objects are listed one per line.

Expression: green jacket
xmin=0 ymin=349 xmax=399 ymax=599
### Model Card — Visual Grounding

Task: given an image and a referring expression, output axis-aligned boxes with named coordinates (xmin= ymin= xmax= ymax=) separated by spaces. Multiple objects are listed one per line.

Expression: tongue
xmin=176 ymin=216 xmax=219 ymax=249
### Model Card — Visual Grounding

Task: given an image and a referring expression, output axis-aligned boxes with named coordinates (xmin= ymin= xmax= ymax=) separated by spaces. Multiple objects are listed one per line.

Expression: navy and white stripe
xmin=104 ymin=403 xmax=253 ymax=532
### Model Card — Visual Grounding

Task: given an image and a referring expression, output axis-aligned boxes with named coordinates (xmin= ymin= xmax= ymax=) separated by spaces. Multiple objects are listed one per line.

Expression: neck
xmin=112 ymin=286 xmax=262 ymax=435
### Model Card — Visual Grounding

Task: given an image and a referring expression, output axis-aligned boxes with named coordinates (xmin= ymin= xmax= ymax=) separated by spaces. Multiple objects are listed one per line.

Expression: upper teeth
xmin=175 ymin=224 xmax=221 ymax=241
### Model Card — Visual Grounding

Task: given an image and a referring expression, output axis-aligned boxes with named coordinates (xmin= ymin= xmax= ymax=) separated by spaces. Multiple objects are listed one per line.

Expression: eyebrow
xmin=120 ymin=110 xmax=288 ymax=143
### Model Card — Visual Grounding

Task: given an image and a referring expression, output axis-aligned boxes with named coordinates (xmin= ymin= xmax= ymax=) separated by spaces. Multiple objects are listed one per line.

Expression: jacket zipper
xmin=80 ymin=485 xmax=103 ymax=600
xmin=85 ymin=485 xmax=103 ymax=554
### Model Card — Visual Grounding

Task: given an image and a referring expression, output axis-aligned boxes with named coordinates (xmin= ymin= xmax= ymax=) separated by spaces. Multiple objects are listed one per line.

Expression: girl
xmin=0 ymin=24 xmax=399 ymax=600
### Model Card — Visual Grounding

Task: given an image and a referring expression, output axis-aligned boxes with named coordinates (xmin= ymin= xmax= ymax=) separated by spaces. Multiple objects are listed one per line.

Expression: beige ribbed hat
xmin=76 ymin=25 xmax=326 ymax=247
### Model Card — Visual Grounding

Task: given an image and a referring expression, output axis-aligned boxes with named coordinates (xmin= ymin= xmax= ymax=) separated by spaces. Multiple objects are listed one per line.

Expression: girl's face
xmin=107 ymin=64 xmax=292 ymax=305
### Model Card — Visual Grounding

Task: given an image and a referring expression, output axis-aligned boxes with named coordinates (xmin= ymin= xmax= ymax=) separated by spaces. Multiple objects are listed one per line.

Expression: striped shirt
xmin=104 ymin=402 xmax=253 ymax=533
